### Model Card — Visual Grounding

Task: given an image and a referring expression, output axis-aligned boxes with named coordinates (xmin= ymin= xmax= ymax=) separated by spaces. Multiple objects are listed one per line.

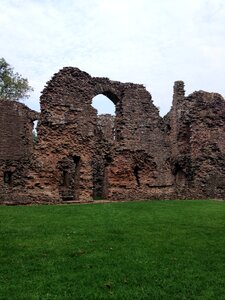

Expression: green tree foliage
xmin=0 ymin=58 xmax=33 ymax=101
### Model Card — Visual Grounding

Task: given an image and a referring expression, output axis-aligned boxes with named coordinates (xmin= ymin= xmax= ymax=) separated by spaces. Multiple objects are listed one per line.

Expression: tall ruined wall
xmin=0 ymin=100 xmax=39 ymax=202
xmin=35 ymin=67 xmax=173 ymax=202
xmin=106 ymin=83 xmax=173 ymax=200
xmin=165 ymin=81 xmax=225 ymax=199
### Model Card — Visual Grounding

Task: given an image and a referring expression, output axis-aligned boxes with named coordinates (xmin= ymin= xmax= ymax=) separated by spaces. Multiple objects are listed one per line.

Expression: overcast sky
xmin=1 ymin=0 xmax=225 ymax=116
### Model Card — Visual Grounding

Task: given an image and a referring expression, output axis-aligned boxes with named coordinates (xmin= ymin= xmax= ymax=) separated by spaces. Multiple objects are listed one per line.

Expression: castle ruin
xmin=1 ymin=67 xmax=225 ymax=204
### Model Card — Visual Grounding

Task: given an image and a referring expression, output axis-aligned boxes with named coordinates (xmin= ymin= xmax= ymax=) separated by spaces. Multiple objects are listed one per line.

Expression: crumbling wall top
xmin=0 ymin=100 xmax=39 ymax=160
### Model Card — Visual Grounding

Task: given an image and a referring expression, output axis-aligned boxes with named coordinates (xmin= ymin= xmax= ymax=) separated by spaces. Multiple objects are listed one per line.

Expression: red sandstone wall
xmin=0 ymin=101 xmax=39 ymax=203
xmin=1 ymin=68 xmax=225 ymax=204
xmin=0 ymin=101 xmax=37 ymax=159
xmin=166 ymin=81 xmax=225 ymax=199
xmin=35 ymin=67 xmax=174 ymax=202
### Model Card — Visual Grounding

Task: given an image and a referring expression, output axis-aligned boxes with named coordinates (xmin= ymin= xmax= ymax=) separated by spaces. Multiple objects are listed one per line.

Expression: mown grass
xmin=1 ymin=200 xmax=225 ymax=299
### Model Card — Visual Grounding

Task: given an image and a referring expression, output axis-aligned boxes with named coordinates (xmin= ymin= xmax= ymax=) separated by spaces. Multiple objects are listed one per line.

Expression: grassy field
xmin=1 ymin=200 xmax=225 ymax=299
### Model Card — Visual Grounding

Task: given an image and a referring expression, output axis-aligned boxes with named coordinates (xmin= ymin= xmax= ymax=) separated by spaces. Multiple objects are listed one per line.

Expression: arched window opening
xmin=92 ymin=94 xmax=115 ymax=116
xmin=92 ymin=94 xmax=116 ymax=141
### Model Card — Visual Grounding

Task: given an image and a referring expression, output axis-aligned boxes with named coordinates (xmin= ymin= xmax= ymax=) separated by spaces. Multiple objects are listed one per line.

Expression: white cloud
xmin=0 ymin=0 xmax=225 ymax=115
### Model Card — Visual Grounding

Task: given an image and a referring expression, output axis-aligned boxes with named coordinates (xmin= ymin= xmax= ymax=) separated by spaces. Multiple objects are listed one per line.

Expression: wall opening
xmin=92 ymin=93 xmax=118 ymax=200
xmin=73 ymin=155 xmax=81 ymax=201
xmin=91 ymin=92 xmax=119 ymax=200
xmin=4 ymin=171 xmax=13 ymax=185
xmin=32 ymin=120 xmax=38 ymax=144
xmin=62 ymin=170 xmax=69 ymax=187
xmin=134 ymin=166 xmax=141 ymax=187
xmin=59 ymin=156 xmax=81 ymax=201
xmin=92 ymin=94 xmax=115 ymax=115
xmin=92 ymin=163 xmax=105 ymax=200
xmin=92 ymin=94 xmax=117 ymax=142
xmin=92 ymin=154 xmax=112 ymax=200
xmin=174 ymin=163 xmax=186 ymax=191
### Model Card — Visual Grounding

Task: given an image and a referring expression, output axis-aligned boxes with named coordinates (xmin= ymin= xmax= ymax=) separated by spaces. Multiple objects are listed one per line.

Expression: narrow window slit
xmin=134 ymin=166 xmax=141 ymax=187
xmin=4 ymin=171 xmax=13 ymax=185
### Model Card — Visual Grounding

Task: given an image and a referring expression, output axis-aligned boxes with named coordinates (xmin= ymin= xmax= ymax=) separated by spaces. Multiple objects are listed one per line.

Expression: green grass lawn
xmin=1 ymin=200 xmax=225 ymax=299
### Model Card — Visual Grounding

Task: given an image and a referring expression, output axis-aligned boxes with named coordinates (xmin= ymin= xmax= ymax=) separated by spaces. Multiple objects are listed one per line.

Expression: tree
xmin=0 ymin=58 xmax=33 ymax=101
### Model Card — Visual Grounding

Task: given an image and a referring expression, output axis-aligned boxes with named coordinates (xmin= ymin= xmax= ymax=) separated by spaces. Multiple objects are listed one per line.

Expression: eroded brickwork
xmin=0 ymin=100 xmax=39 ymax=203
xmin=0 ymin=67 xmax=225 ymax=204
xmin=165 ymin=82 xmax=225 ymax=199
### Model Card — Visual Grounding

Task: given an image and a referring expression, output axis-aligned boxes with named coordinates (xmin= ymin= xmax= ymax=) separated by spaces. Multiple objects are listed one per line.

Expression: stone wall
xmin=0 ymin=100 xmax=37 ymax=160
xmin=35 ymin=67 xmax=173 ymax=202
xmin=165 ymin=81 xmax=225 ymax=199
xmin=0 ymin=67 xmax=225 ymax=204
xmin=0 ymin=100 xmax=39 ymax=203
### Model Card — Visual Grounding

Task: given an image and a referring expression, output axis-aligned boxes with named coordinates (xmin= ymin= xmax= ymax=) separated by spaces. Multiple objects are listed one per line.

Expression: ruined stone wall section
xmin=39 ymin=67 xmax=163 ymax=149
xmin=36 ymin=68 xmax=99 ymax=201
xmin=167 ymin=83 xmax=225 ymax=199
xmin=36 ymin=67 xmax=174 ymax=201
xmin=117 ymin=85 xmax=158 ymax=148
xmin=1 ymin=67 xmax=225 ymax=203
xmin=0 ymin=101 xmax=38 ymax=160
xmin=168 ymin=81 xmax=186 ymax=157
xmin=97 ymin=114 xmax=115 ymax=141
xmin=0 ymin=101 xmax=39 ymax=204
